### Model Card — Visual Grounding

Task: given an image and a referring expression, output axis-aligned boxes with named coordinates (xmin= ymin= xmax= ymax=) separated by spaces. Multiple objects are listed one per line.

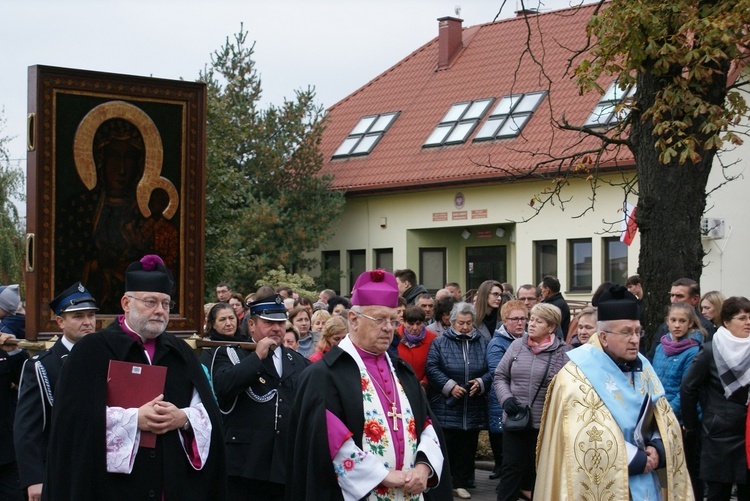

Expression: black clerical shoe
xmin=489 ymin=466 xmax=501 ymax=479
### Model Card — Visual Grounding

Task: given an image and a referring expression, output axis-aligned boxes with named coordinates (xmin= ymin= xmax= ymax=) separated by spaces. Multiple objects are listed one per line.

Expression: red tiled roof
xmin=320 ymin=4 xmax=635 ymax=194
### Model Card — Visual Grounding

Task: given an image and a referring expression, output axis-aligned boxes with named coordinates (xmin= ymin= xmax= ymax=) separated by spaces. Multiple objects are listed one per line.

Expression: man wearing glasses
xmin=535 ymin=285 xmax=693 ymax=500
xmin=287 ymin=270 xmax=451 ymax=500
xmin=45 ymin=255 xmax=226 ymax=500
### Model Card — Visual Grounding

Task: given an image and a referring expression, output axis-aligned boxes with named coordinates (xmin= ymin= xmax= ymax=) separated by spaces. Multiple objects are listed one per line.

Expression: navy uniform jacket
xmin=211 ymin=344 xmax=310 ymax=483
xmin=14 ymin=339 xmax=69 ymax=488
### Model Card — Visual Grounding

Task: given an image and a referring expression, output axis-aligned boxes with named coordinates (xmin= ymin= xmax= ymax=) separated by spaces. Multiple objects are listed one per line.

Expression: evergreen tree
xmin=0 ymin=110 xmax=24 ymax=285
xmin=199 ymin=29 xmax=345 ymax=299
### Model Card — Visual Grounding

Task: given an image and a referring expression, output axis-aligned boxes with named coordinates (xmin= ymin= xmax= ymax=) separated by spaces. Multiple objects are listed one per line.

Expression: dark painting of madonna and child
xmin=56 ymin=103 xmax=181 ymax=313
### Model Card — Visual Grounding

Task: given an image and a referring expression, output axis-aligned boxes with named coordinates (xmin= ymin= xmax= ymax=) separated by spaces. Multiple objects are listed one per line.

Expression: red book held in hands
xmin=107 ymin=360 xmax=167 ymax=448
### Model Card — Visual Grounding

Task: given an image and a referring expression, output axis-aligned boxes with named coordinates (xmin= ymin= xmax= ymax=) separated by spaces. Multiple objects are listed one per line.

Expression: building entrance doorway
xmin=466 ymin=246 xmax=507 ymax=293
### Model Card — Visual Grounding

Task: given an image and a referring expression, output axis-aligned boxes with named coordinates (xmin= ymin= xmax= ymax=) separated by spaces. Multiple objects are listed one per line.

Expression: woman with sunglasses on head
xmin=494 ymin=303 xmax=571 ymax=501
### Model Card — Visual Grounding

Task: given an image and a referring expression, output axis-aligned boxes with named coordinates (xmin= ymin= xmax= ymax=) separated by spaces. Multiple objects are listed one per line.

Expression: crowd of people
xmin=1 ymin=260 xmax=750 ymax=500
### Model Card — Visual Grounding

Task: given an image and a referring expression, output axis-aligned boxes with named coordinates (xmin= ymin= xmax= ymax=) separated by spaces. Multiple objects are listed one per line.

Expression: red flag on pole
xmin=620 ymin=202 xmax=638 ymax=246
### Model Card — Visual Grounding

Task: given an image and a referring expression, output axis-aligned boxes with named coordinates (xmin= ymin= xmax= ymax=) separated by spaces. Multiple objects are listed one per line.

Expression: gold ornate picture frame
xmin=26 ymin=65 xmax=206 ymax=339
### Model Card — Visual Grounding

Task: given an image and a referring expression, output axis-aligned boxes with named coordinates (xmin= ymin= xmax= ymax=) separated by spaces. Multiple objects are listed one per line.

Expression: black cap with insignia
xmin=49 ymin=282 xmax=99 ymax=316
xmin=248 ymin=294 xmax=288 ymax=322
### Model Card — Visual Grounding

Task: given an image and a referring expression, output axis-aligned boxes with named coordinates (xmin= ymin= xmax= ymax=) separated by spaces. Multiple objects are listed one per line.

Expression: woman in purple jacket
xmin=493 ymin=303 xmax=571 ymax=501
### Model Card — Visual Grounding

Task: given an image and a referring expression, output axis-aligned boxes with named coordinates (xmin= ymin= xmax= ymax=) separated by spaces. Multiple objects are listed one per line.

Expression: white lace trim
xmin=106 ymin=406 xmax=139 ymax=473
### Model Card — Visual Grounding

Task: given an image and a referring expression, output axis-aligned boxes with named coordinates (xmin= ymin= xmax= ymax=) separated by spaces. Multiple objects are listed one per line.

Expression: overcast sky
xmin=1 ymin=0 xmax=593 ymax=168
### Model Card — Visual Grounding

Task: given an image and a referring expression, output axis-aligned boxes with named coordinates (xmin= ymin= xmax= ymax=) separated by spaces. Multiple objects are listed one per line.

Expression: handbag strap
xmin=530 ymin=352 xmax=553 ymax=407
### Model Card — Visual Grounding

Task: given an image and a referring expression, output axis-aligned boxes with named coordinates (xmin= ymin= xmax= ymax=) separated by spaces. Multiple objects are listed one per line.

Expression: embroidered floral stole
xmin=341 ymin=338 xmax=420 ymax=501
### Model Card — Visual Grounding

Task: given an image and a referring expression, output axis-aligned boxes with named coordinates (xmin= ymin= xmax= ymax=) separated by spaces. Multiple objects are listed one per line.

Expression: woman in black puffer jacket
xmin=426 ymin=302 xmax=491 ymax=499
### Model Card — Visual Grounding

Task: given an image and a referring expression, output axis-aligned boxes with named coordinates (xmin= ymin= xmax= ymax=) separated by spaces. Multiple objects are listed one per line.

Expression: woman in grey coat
xmin=493 ymin=303 xmax=571 ymax=501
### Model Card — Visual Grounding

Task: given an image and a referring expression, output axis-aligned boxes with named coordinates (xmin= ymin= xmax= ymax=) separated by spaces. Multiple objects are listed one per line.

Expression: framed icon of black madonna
xmin=26 ymin=65 xmax=206 ymax=339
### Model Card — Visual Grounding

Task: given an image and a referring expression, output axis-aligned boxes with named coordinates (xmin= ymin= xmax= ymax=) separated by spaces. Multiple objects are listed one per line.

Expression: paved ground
xmin=462 ymin=464 xmax=735 ymax=500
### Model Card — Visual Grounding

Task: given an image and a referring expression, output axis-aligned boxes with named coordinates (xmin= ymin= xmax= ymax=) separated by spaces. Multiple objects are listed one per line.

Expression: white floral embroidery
xmin=605 ymin=376 xmax=618 ymax=394
xmin=106 ymin=406 xmax=139 ymax=473
xmin=333 ymin=449 xmax=368 ymax=478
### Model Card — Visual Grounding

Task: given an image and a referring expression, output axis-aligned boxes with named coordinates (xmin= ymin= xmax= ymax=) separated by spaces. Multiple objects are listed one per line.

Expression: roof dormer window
xmin=423 ymin=98 xmax=494 ymax=147
xmin=584 ymin=81 xmax=636 ymax=128
xmin=332 ymin=112 xmax=400 ymax=158
xmin=473 ymin=91 xmax=546 ymax=141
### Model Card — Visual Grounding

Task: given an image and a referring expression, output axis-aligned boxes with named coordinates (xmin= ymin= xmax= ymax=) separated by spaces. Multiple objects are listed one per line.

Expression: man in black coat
xmin=211 ymin=293 xmax=311 ymax=501
xmin=0 ymin=284 xmax=25 ymax=501
xmin=14 ymin=282 xmax=98 ymax=501
xmin=286 ymin=270 xmax=451 ymax=501
xmin=395 ymin=268 xmax=429 ymax=306
xmin=540 ymin=276 xmax=570 ymax=338
xmin=44 ymin=255 xmax=226 ymax=501
xmin=0 ymin=335 xmax=25 ymax=501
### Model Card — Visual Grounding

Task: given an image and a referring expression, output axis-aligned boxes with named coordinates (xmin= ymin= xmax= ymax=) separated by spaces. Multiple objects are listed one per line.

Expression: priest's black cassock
xmin=43 ymin=321 xmax=227 ymax=500
xmin=285 ymin=345 xmax=452 ymax=500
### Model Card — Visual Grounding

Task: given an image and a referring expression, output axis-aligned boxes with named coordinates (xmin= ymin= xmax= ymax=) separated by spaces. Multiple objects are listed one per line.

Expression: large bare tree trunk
xmin=631 ymin=65 xmax=726 ymax=352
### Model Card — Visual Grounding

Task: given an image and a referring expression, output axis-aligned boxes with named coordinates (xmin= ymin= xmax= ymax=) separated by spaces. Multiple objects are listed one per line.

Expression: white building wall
xmin=318 ymin=174 xmax=641 ymax=298
xmin=701 ymin=133 xmax=750 ymax=296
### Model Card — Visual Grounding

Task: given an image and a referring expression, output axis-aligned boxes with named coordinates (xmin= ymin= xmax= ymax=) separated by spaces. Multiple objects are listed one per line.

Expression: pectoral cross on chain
xmin=387 ymin=404 xmax=403 ymax=431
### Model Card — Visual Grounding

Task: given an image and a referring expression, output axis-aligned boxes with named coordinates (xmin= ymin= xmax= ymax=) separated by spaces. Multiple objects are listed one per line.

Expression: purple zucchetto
xmin=125 ymin=255 xmax=174 ymax=295
xmin=350 ymin=270 xmax=399 ymax=308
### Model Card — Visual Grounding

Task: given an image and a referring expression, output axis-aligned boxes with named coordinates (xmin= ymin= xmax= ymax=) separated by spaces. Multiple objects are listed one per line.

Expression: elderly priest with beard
xmin=44 ymin=255 xmax=226 ymax=501
xmin=534 ymin=285 xmax=693 ymax=500
xmin=286 ymin=269 xmax=451 ymax=501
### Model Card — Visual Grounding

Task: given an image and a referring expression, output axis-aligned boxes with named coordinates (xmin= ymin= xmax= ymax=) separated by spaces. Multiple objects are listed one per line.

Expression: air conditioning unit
xmin=701 ymin=217 xmax=725 ymax=239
